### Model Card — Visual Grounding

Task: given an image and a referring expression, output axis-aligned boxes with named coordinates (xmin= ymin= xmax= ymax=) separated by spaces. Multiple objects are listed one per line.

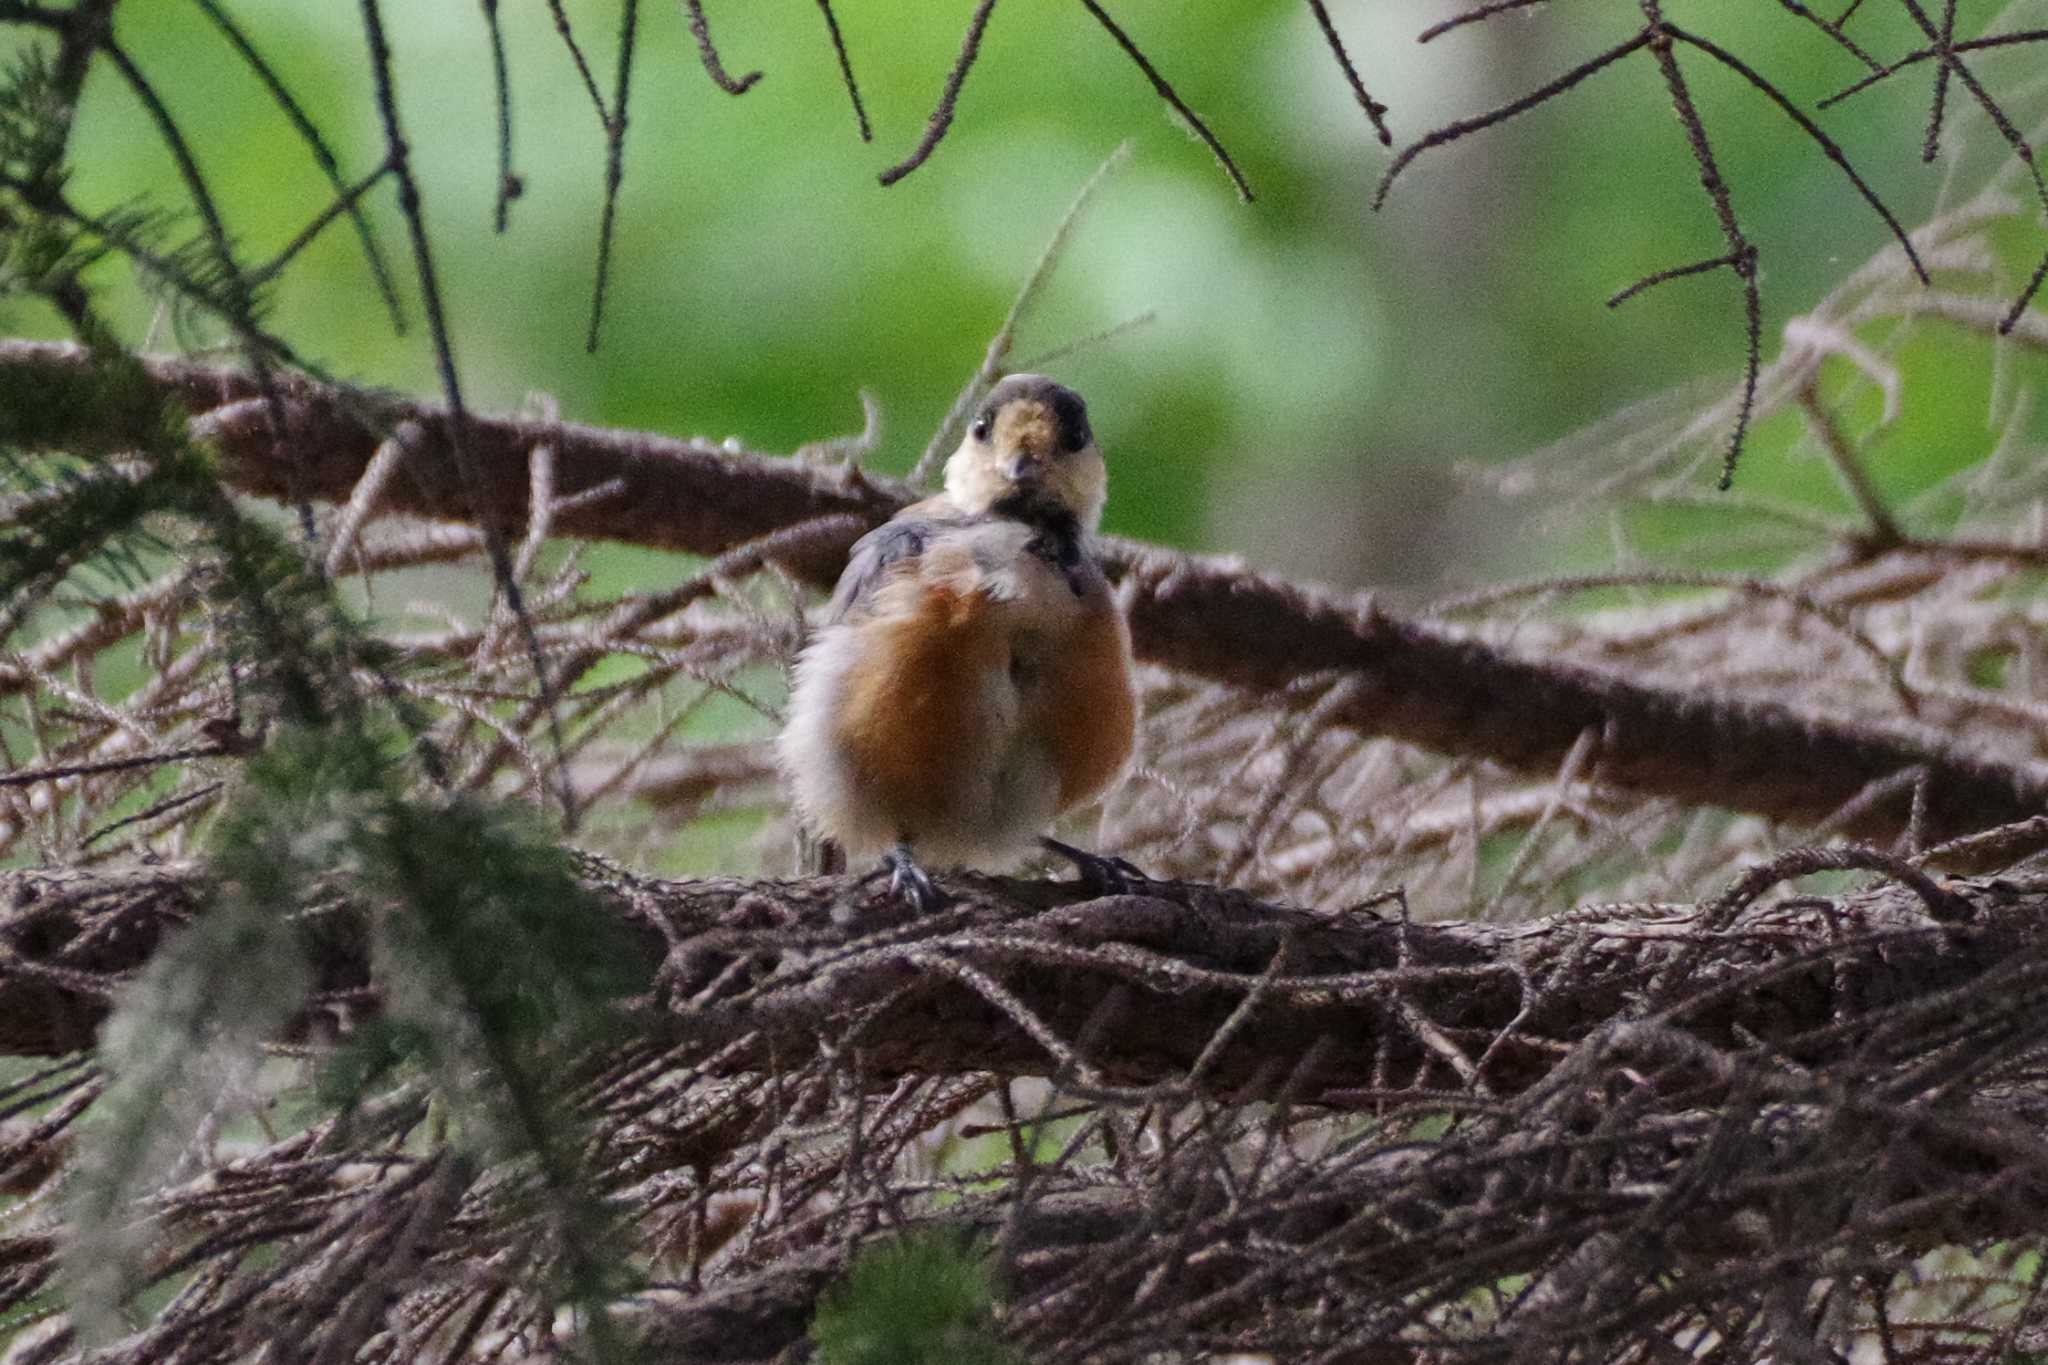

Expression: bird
xmin=777 ymin=374 xmax=1141 ymax=909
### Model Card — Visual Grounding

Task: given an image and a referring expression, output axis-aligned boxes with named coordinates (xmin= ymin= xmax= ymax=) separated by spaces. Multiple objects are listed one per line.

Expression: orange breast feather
xmin=835 ymin=585 xmax=1009 ymax=836
xmin=1039 ymin=606 xmax=1137 ymax=811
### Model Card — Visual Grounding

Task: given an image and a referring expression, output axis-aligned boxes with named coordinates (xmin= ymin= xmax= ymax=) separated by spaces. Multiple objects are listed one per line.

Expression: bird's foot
xmin=1040 ymin=837 xmax=1153 ymax=896
xmin=856 ymin=843 xmax=946 ymax=915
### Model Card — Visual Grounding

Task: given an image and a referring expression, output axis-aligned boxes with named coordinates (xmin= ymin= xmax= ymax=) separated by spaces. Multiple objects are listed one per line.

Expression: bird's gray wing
xmin=825 ymin=515 xmax=948 ymax=624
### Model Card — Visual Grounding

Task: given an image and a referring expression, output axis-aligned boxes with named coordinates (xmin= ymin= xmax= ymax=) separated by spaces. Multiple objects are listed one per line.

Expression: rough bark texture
xmin=0 ymin=858 xmax=2035 ymax=1097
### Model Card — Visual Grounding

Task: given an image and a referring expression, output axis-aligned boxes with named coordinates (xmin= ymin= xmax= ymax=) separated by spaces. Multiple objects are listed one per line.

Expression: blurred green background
xmin=8 ymin=0 xmax=2033 ymax=586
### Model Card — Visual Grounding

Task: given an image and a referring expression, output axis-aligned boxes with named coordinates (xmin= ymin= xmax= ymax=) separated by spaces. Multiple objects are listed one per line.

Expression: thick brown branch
xmin=11 ymin=341 xmax=2046 ymax=845
xmin=10 ymin=860 xmax=2048 ymax=1359
xmin=1 ymin=859 xmax=2038 ymax=1098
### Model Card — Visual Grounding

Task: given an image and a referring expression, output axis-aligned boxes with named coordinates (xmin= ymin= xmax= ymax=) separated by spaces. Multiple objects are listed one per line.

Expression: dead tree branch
xmin=11 ymin=339 xmax=2045 ymax=847
xmin=0 ymin=857 xmax=2035 ymax=1094
xmin=7 ymin=858 xmax=2048 ymax=1359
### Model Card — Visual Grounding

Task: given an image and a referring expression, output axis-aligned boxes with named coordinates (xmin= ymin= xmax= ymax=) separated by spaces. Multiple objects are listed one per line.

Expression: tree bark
xmin=3 ymin=858 xmax=2038 ymax=1099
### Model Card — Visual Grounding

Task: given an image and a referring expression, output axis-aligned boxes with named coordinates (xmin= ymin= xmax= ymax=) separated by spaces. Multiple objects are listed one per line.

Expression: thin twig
xmin=1922 ymin=0 xmax=1957 ymax=164
xmin=1418 ymin=0 xmax=1551 ymax=45
xmin=1609 ymin=251 xmax=1740 ymax=309
xmin=910 ymin=142 xmax=1131 ymax=487
xmin=188 ymin=0 xmax=405 ymax=329
xmin=1303 ymin=0 xmax=1390 ymax=145
xmin=1640 ymin=13 xmax=1759 ymax=490
xmin=878 ymin=0 xmax=999 ymax=187
xmin=1770 ymin=0 xmax=1882 ymax=72
xmin=1795 ymin=383 xmax=1902 ymax=548
xmin=250 ymin=158 xmax=397 ymax=287
xmin=813 ymin=0 xmax=871 ymax=142
xmin=0 ymin=745 xmax=239 ymax=789
xmin=100 ymin=38 xmax=308 ymax=541
xmin=1663 ymin=24 xmax=1927 ymax=287
xmin=357 ymin=0 xmax=577 ymax=827
xmin=480 ymin=0 xmax=518 ymax=232
xmin=1077 ymin=0 xmax=1253 ymax=202
xmin=586 ymin=0 xmax=642 ymax=353
xmin=682 ymin=0 xmax=761 ymax=94
xmin=1376 ymin=27 xmax=1654 ymax=210
xmin=545 ymin=0 xmax=609 ymax=119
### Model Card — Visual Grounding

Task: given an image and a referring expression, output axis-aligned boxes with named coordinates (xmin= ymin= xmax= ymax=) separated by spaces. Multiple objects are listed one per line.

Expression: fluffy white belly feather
xmin=777 ymin=620 xmax=1059 ymax=868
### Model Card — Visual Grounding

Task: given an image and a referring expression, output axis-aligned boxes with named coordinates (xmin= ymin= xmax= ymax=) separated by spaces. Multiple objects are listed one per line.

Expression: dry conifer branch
xmin=0 ymin=856 xmax=2025 ymax=1091
xmin=12 ymin=339 xmax=2047 ymax=849
xmin=5 ymin=862 xmax=2048 ymax=1357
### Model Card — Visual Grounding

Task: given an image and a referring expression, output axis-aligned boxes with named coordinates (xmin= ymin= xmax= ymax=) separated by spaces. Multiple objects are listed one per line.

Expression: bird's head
xmin=943 ymin=374 xmax=1106 ymax=533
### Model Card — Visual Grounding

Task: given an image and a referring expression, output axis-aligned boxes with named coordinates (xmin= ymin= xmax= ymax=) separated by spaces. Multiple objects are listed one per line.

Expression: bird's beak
xmin=1006 ymin=455 xmax=1044 ymax=486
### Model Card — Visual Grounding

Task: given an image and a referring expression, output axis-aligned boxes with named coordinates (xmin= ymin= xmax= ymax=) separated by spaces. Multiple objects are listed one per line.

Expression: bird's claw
xmin=1040 ymin=837 xmax=1153 ymax=896
xmin=857 ymin=843 xmax=945 ymax=916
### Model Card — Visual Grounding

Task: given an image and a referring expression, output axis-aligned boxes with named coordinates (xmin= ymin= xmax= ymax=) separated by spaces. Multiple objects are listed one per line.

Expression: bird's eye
xmin=971 ymin=415 xmax=993 ymax=442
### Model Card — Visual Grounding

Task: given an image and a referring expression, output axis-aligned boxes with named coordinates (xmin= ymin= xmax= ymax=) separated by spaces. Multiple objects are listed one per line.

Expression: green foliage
xmin=65 ymin=722 xmax=645 ymax=1349
xmin=811 ymin=1231 xmax=1019 ymax=1365
xmin=358 ymin=772 xmax=644 ymax=1356
xmin=0 ymin=47 xmax=69 ymax=190
xmin=0 ymin=36 xmax=645 ymax=1342
xmin=352 ymin=761 xmax=642 ymax=1134
xmin=60 ymin=737 xmax=319 ymax=1340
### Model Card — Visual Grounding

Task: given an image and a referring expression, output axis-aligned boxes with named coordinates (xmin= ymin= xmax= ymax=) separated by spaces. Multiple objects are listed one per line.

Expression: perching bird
xmin=778 ymin=374 xmax=1140 ymax=908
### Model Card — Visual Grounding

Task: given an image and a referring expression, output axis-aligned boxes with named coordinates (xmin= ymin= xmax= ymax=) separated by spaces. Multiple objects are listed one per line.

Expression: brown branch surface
xmin=8 ymin=857 xmax=2048 ymax=1359
xmin=0 ymin=858 xmax=2033 ymax=1093
xmin=14 ymin=340 xmax=2048 ymax=845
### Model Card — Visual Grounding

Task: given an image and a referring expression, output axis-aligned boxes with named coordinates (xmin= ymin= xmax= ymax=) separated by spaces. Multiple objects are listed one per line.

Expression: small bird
xmin=778 ymin=374 xmax=1140 ymax=908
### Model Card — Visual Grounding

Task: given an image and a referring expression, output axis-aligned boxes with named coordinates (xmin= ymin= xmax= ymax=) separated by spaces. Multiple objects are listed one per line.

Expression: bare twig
xmin=878 ymin=0 xmax=999 ymax=188
xmin=1304 ymin=0 xmax=1390 ymax=145
xmin=357 ymin=0 xmax=576 ymax=825
xmin=682 ymin=0 xmax=761 ymax=95
xmin=813 ymin=0 xmax=871 ymax=142
xmin=1076 ymin=0 xmax=1253 ymax=202
xmin=586 ymin=0 xmax=641 ymax=353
